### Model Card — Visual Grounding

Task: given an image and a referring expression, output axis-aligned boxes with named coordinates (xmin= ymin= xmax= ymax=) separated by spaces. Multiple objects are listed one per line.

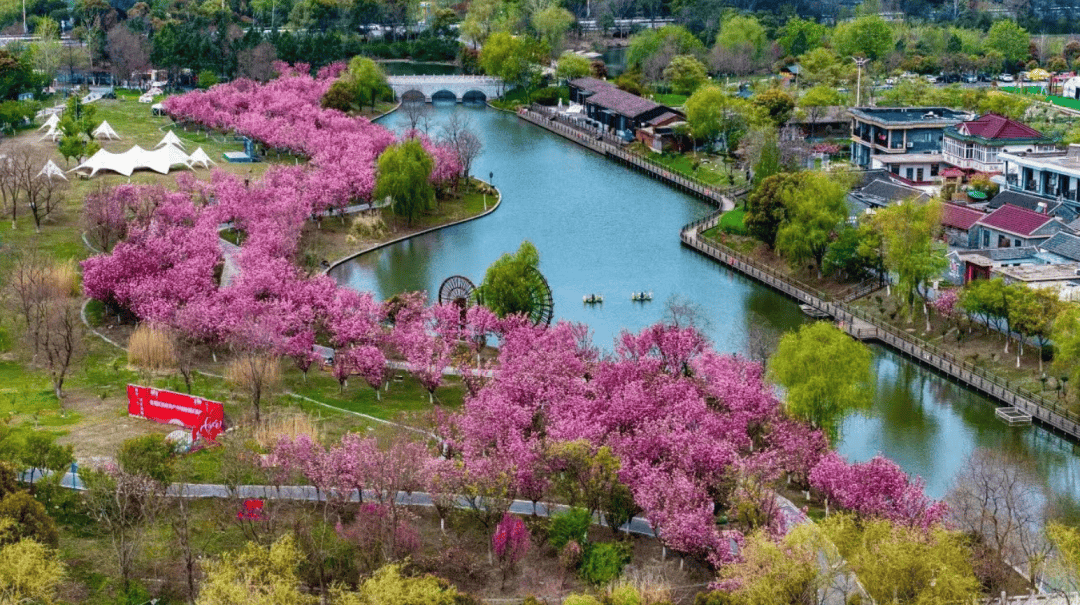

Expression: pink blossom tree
xmin=492 ymin=513 xmax=530 ymax=589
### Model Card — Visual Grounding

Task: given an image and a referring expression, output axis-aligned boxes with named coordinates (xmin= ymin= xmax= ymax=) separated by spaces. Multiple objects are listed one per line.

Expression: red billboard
xmin=127 ymin=385 xmax=225 ymax=443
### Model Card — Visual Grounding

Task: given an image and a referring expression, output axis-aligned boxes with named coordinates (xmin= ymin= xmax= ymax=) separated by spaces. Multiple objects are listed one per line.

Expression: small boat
xmin=799 ymin=304 xmax=830 ymax=319
xmin=631 ymin=291 xmax=653 ymax=302
xmin=583 ymin=294 xmax=603 ymax=304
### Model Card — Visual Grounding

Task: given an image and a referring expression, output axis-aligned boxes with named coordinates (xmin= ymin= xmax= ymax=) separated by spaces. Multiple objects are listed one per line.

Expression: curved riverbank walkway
xmin=681 ymin=210 xmax=1080 ymax=442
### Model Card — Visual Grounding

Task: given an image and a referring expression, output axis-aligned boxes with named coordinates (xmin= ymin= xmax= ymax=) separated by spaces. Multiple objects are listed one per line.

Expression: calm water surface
xmin=331 ymin=103 xmax=1080 ymax=506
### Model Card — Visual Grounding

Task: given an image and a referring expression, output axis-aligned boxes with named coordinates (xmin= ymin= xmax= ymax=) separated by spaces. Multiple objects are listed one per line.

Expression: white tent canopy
xmin=155 ymin=131 xmax=185 ymax=150
xmin=92 ymin=120 xmax=120 ymax=140
xmin=38 ymin=114 xmax=59 ymax=131
xmin=72 ymin=144 xmax=192 ymax=178
xmin=37 ymin=160 xmax=67 ymax=180
xmin=39 ymin=124 xmax=61 ymax=142
xmin=187 ymin=147 xmax=217 ymax=168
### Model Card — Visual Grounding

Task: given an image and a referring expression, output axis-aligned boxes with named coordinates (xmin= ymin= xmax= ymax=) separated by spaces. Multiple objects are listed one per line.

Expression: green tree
xmin=833 ymin=15 xmax=892 ymax=60
xmin=1008 ymin=286 xmax=1060 ymax=371
xmin=684 ymin=84 xmax=755 ymax=151
xmin=626 ymin=25 xmax=704 ymax=71
xmin=480 ymin=32 xmax=544 ymax=91
xmin=479 ymin=240 xmax=544 ymax=318
xmin=374 ymin=139 xmax=435 ymax=226
xmin=744 ymin=172 xmax=798 ymax=248
xmin=662 ymin=54 xmax=707 ymax=95
xmin=871 ymin=199 xmax=947 ymax=323
xmin=1051 ymin=303 xmax=1080 ymax=388
xmin=986 ymin=19 xmax=1030 ymax=67
xmin=0 ymin=536 xmax=65 ymax=605
xmin=752 ymin=89 xmax=795 ymax=127
xmin=19 ymin=433 xmax=73 ymax=484
xmin=117 ymin=434 xmax=176 ymax=486
xmin=346 ymin=56 xmax=389 ymax=110
xmin=751 ymin=129 xmax=780 ymax=187
xmin=532 ymin=5 xmax=574 ymax=57
xmin=774 ymin=171 xmax=850 ymax=274
xmin=714 ymin=13 xmax=767 ymax=61
xmin=768 ymin=322 xmax=873 ymax=443
xmin=556 ymin=51 xmax=590 ymax=81
xmin=713 ymin=527 xmax=821 ymax=605
xmin=798 ymin=47 xmax=852 ymax=87
xmin=976 ymin=90 xmax=1031 ymax=120
xmin=460 ymin=0 xmax=503 ymax=46
xmin=799 ymin=85 xmax=842 ymax=136
xmin=961 ymin=278 xmax=1013 ymax=338
xmin=821 ymin=515 xmax=980 ymax=604
xmin=778 ymin=16 xmax=827 ymax=57
xmin=198 ymin=535 xmax=316 ymax=605
xmin=0 ymin=492 xmax=59 ymax=548
xmin=1047 ymin=522 xmax=1080 ymax=592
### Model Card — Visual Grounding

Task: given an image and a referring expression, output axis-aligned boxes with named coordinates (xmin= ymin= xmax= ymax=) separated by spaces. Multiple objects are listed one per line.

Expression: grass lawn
xmin=1000 ymin=86 xmax=1080 ymax=111
xmin=718 ymin=208 xmax=747 ymax=234
xmin=652 ymin=93 xmax=688 ymax=107
xmin=643 ymin=150 xmax=745 ymax=189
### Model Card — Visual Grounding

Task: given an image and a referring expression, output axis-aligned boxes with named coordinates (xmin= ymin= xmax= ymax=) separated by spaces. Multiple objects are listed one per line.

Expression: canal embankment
xmin=516 ymin=104 xmax=732 ymax=206
xmin=682 ymin=211 xmax=1080 ymax=442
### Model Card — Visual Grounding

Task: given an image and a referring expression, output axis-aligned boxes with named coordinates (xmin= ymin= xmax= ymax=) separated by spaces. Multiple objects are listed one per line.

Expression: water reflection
xmin=334 ymin=103 xmax=1080 ymax=507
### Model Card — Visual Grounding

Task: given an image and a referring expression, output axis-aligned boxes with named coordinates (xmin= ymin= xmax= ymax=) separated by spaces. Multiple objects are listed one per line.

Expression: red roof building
xmin=941 ymin=203 xmax=984 ymax=231
xmin=943 ymin=113 xmax=1056 ymax=174
xmin=970 ymin=203 xmax=1065 ymax=248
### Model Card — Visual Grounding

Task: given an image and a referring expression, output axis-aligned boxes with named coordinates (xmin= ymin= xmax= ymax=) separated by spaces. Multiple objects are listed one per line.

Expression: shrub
xmin=530 ymin=86 xmax=567 ymax=106
xmin=549 ymin=507 xmax=591 ymax=550
xmin=565 ymin=595 xmax=602 ymax=605
xmin=580 ymin=542 xmax=631 ymax=586
xmin=127 ymin=324 xmax=176 ymax=372
xmin=0 ymin=491 xmax=58 ymax=547
xmin=117 ymin=434 xmax=176 ymax=484
xmin=0 ymin=462 xmax=16 ymax=499
xmin=606 ymin=584 xmax=642 ymax=605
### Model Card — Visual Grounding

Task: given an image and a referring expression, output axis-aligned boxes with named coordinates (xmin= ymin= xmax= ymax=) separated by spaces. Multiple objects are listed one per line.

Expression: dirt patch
xmin=56 ymin=391 xmax=175 ymax=463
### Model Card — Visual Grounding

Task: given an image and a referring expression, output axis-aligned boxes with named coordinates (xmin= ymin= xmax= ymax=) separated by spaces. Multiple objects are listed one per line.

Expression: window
xmin=999 ymin=235 xmax=1010 ymax=248
xmin=1015 ymin=239 xmax=1022 ymax=247
xmin=890 ymin=164 xmax=899 ymax=174
xmin=983 ymin=229 xmax=990 ymax=247
xmin=916 ymin=168 xmax=924 ymax=182
xmin=906 ymin=167 xmax=914 ymax=180
xmin=931 ymin=164 xmax=939 ymax=177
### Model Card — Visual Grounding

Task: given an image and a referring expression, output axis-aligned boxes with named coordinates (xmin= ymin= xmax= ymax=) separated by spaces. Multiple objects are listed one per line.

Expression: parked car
xmin=941 ymin=73 xmax=961 ymax=83
xmin=999 ymin=73 xmax=1015 ymax=82
xmin=925 ymin=74 xmax=939 ymax=83
xmin=978 ymin=73 xmax=993 ymax=82
xmin=885 ymin=77 xmax=896 ymax=85
xmin=962 ymin=73 xmax=978 ymax=83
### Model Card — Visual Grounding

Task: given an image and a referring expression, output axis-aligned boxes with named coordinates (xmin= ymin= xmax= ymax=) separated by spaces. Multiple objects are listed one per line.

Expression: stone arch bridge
xmin=387 ymin=75 xmax=504 ymax=103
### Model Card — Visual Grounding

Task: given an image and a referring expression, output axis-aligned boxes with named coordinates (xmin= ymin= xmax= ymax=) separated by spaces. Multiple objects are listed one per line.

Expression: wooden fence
xmin=681 ymin=212 xmax=1080 ymax=441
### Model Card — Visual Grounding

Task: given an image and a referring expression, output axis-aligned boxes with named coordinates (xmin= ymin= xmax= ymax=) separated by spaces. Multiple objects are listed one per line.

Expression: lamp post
xmin=853 ymin=57 xmax=870 ymax=107
xmin=485 ymin=171 xmax=493 ymax=210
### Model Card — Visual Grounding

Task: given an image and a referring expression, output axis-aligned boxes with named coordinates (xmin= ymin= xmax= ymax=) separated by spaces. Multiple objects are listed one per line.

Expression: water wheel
xmin=524 ymin=265 xmax=554 ymax=328
xmin=438 ymin=275 xmax=476 ymax=310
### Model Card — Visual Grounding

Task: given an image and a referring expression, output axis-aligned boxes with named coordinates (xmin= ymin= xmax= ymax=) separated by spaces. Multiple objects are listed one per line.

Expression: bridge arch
xmin=462 ymin=90 xmax=487 ymax=104
xmin=400 ymin=89 xmax=426 ymax=103
xmin=431 ymin=89 xmax=457 ymax=103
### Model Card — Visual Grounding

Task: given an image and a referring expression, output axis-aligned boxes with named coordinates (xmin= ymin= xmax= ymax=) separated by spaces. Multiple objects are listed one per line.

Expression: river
xmin=330 ymin=102 xmax=1080 ymax=508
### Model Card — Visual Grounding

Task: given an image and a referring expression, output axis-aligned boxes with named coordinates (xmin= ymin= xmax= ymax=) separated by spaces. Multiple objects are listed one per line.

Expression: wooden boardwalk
xmin=516 ymin=106 xmax=733 ymax=206
xmin=681 ymin=212 xmax=1080 ymax=442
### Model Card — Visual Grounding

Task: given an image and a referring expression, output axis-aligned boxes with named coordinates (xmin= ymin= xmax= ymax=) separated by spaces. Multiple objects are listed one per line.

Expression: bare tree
xmin=5 ymin=251 xmax=82 ymax=399
xmin=82 ymin=466 xmax=166 ymax=592
xmin=440 ymin=112 xmax=483 ymax=182
xmin=82 ymin=182 xmax=128 ymax=253
xmin=237 ymin=42 xmax=278 ymax=82
xmin=106 ymin=25 xmax=150 ymax=86
xmin=226 ymin=351 xmax=281 ymax=424
xmin=946 ymin=448 xmax=1053 ymax=591
xmin=401 ymin=100 xmax=431 ymax=132
xmin=745 ymin=311 xmax=781 ymax=364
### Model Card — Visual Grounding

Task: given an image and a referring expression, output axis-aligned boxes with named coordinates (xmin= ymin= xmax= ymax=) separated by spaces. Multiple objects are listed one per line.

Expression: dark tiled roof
xmin=941 ymin=203 xmax=985 ymax=231
xmin=856 ymin=177 xmax=930 ymax=204
xmin=976 ymin=204 xmax=1055 ymax=237
xmin=987 ymin=189 xmax=1054 ymax=213
xmin=648 ymin=111 xmax=682 ymax=126
xmin=585 ymin=87 xmax=662 ymax=119
xmin=568 ymin=77 xmax=614 ymax=93
xmin=1041 ymin=232 xmax=1080 ymax=261
xmin=957 ymin=113 xmax=1046 ymax=140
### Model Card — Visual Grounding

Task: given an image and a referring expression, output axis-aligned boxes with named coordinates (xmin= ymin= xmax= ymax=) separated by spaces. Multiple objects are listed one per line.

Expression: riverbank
xmin=516 ymin=104 xmax=734 ymax=206
xmin=684 ymin=211 xmax=1080 ymax=441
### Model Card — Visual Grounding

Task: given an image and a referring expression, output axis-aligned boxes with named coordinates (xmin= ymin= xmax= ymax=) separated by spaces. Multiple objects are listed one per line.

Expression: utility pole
xmin=854 ymin=57 xmax=870 ymax=107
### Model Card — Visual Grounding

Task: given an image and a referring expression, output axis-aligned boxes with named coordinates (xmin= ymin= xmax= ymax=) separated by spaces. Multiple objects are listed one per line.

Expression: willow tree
xmin=768 ymin=321 xmax=873 ymax=443
xmin=479 ymin=241 xmax=543 ymax=319
xmin=374 ymin=139 xmax=435 ymax=226
xmin=870 ymin=198 xmax=946 ymax=325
